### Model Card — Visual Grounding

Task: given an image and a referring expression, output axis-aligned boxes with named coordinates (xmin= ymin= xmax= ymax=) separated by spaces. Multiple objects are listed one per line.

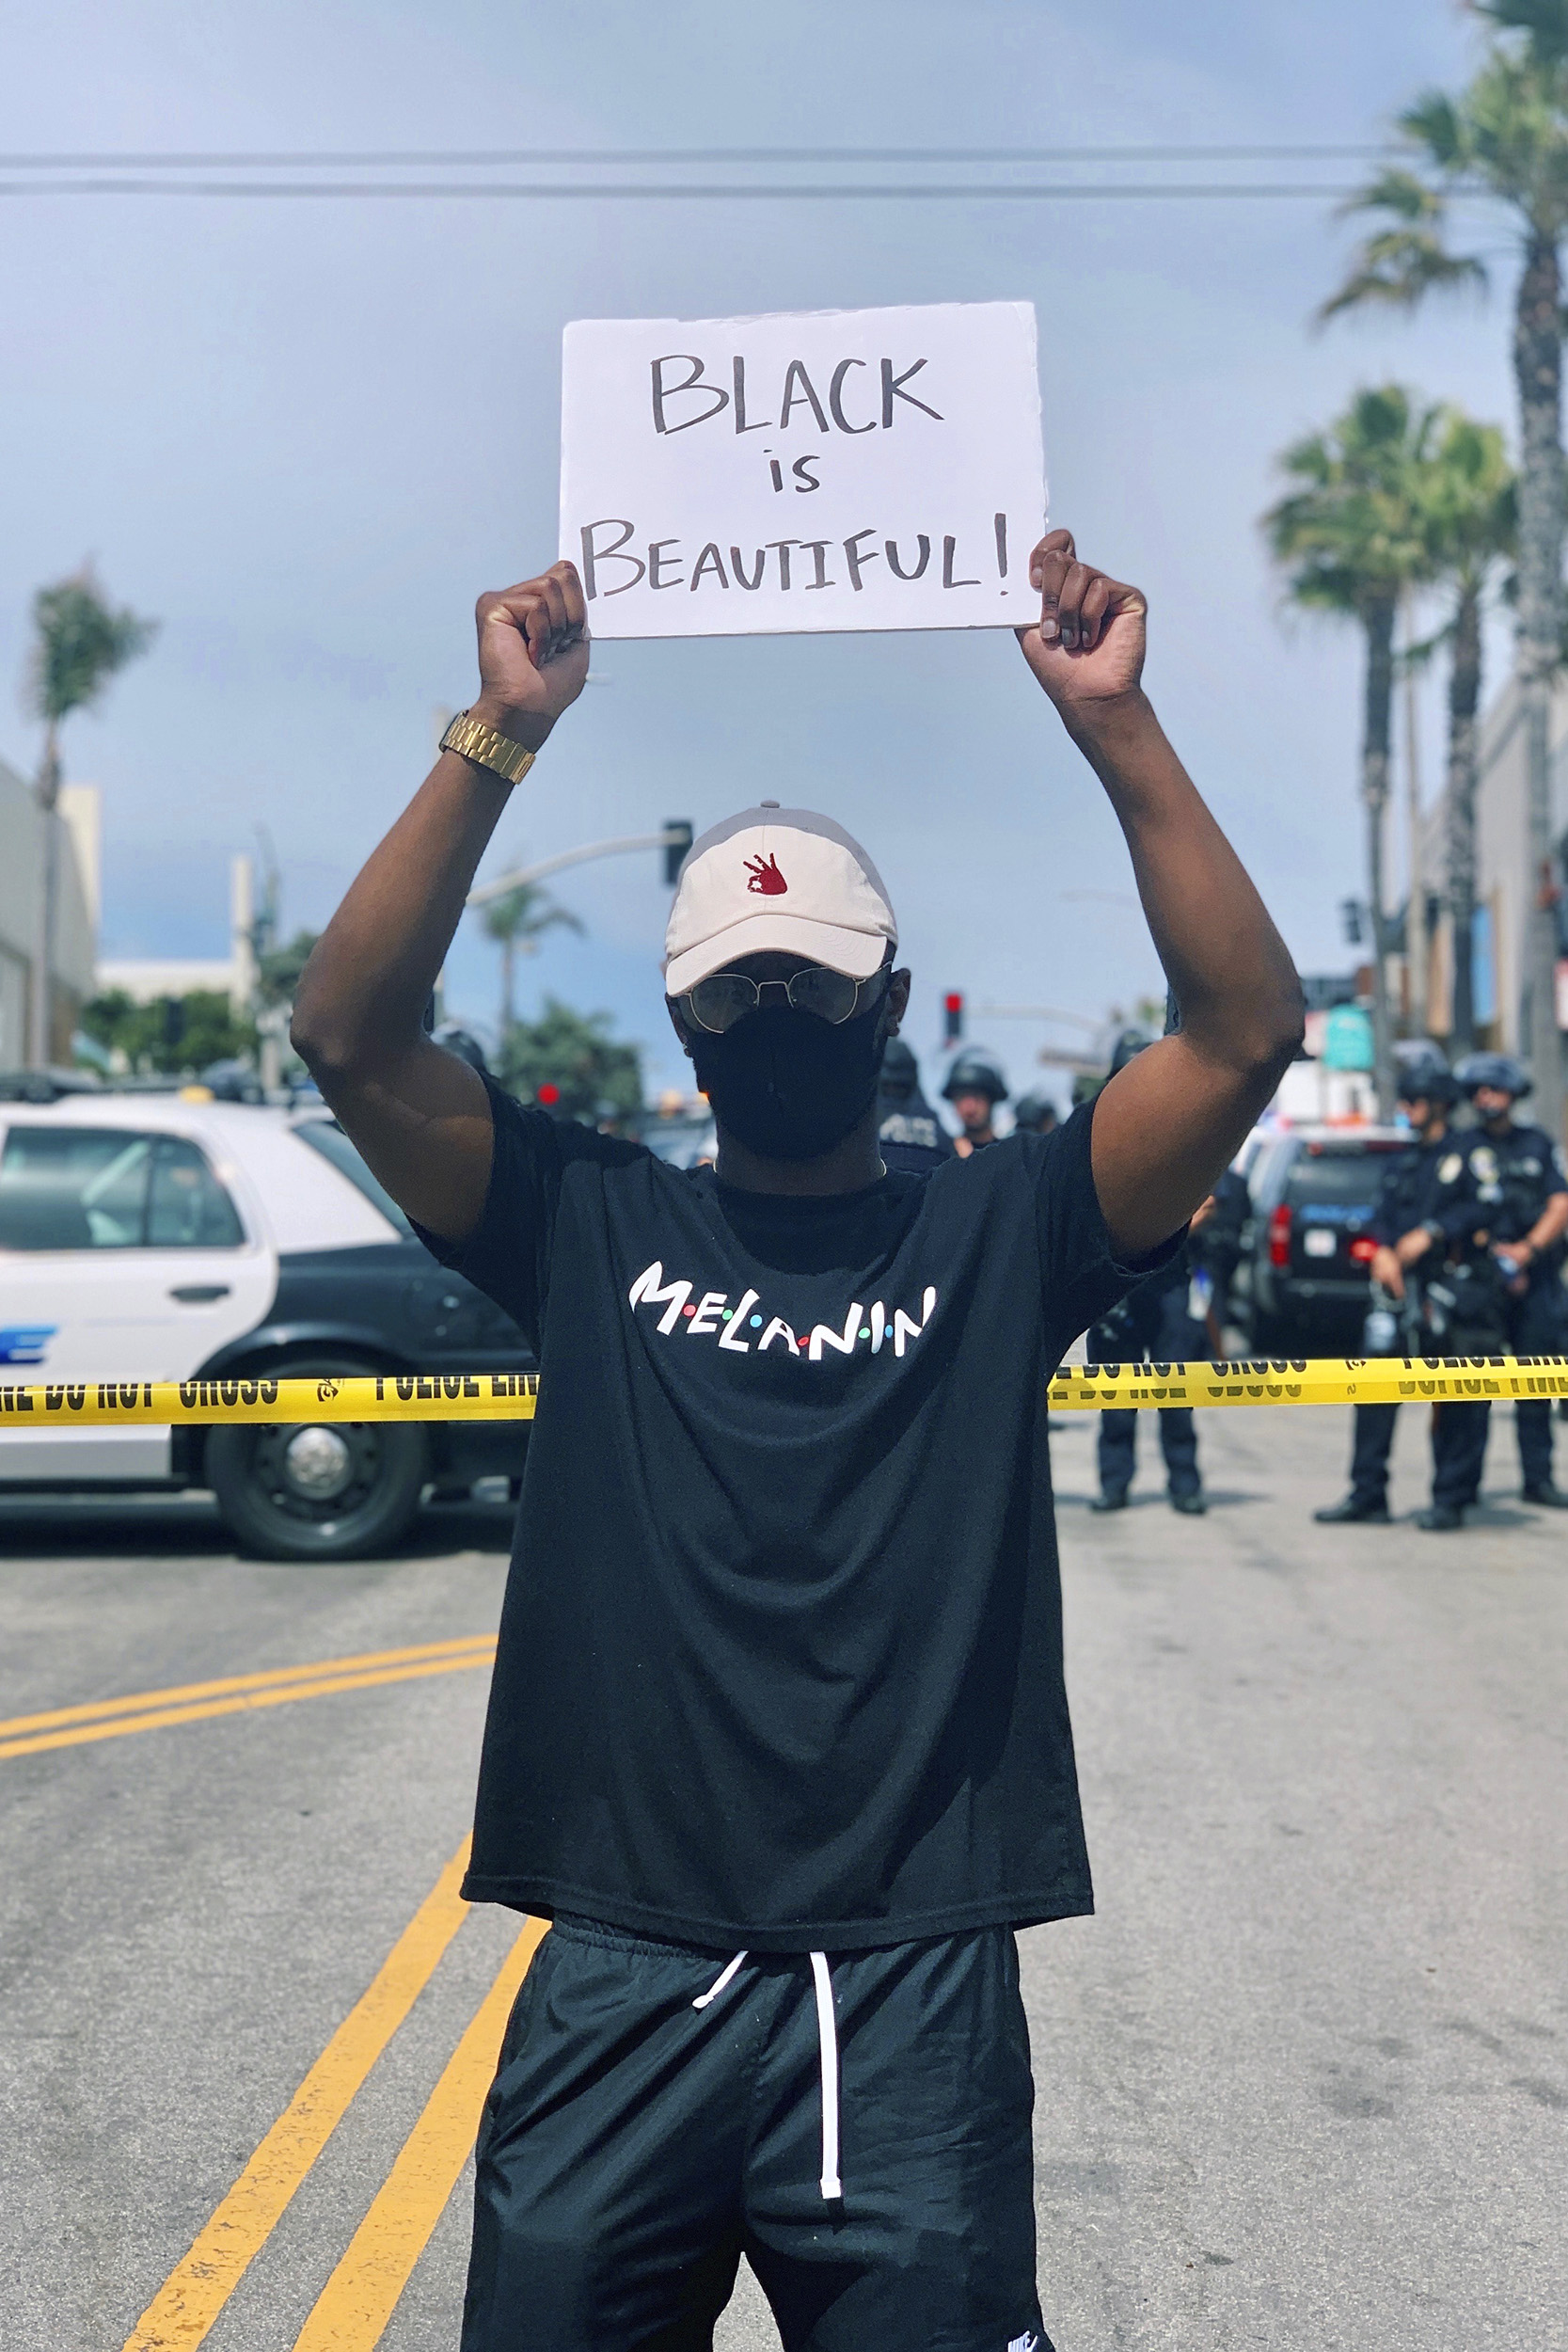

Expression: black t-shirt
xmin=417 ymin=1080 xmax=1162 ymax=1951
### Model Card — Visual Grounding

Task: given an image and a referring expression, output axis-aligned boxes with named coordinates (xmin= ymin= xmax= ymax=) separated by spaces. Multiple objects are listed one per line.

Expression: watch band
xmin=439 ymin=708 xmax=537 ymax=787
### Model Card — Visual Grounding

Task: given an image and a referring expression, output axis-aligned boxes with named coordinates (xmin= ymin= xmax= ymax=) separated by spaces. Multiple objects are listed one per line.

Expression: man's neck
xmin=713 ymin=1105 xmax=885 ymax=1196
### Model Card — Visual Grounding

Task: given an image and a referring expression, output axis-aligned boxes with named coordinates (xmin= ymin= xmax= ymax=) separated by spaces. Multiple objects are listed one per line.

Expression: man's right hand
xmin=469 ymin=560 xmax=590 ymax=751
xmin=1370 ymin=1245 xmax=1404 ymax=1300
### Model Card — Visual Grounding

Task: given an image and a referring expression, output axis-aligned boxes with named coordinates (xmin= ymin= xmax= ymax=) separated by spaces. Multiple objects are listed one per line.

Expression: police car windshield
xmin=1288 ymin=1143 xmax=1412 ymax=1206
xmin=293 ymin=1120 xmax=413 ymax=1234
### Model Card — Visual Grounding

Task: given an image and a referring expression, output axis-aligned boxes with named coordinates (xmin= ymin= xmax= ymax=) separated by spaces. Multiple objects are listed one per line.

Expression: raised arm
xmin=290 ymin=561 xmax=588 ymax=1240
xmin=1017 ymin=530 xmax=1304 ymax=1257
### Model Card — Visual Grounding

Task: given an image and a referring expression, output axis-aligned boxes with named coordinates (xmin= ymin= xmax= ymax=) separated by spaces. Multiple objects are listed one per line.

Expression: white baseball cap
xmin=663 ymin=803 xmax=898 ymax=998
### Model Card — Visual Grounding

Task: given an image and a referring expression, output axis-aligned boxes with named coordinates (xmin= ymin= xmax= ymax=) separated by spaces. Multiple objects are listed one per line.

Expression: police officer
xmin=877 ymin=1037 xmax=957 ymax=1174
xmin=1405 ymin=1052 xmax=1568 ymax=1526
xmin=942 ymin=1048 xmax=1009 ymax=1155
xmin=1314 ymin=1049 xmax=1459 ymax=1525
xmin=1085 ymin=1028 xmax=1209 ymax=1515
xmin=1012 ymin=1089 xmax=1059 ymax=1137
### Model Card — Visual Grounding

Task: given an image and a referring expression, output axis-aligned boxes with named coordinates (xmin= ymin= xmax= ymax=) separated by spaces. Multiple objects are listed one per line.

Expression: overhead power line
xmin=0 ymin=143 xmax=1393 ymax=168
xmin=0 ymin=178 xmax=1378 ymax=201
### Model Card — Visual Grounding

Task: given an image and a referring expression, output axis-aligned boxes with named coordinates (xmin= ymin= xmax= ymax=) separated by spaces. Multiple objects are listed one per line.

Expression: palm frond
xmin=1474 ymin=0 xmax=1568 ymax=68
xmin=1338 ymin=166 xmax=1448 ymax=222
xmin=480 ymin=881 xmax=584 ymax=949
xmin=29 ymin=567 xmax=158 ymax=725
xmin=1263 ymin=384 xmax=1446 ymax=619
xmin=1319 ymin=230 xmax=1486 ymax=322
xmin=1398 ymin=90 xmax=1471 ymax=167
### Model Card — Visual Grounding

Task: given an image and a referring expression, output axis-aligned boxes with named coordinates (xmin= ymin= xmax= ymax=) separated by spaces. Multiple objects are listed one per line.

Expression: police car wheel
xmin=206 ymin=1359 xmax=430 ymax=1562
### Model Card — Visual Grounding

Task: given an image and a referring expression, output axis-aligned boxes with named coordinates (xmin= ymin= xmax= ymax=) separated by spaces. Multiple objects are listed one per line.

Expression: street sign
xmin=1322 ymin=1003 xmax=1374 ymax=1071
xmin=559 ymin=300 xmax=1046 ymax=640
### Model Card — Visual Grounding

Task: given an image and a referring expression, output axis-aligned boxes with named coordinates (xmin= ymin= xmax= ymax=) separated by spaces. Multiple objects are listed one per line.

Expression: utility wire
xmin=0 ymin=179 xmax=1382 ymax=200
xmin=0 ymin=142 xmax=1394 ymax=168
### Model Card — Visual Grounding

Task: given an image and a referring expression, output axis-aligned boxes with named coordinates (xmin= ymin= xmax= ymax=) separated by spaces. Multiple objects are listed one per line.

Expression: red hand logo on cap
xmin=745 ymin=852 xmax=787 ymax=896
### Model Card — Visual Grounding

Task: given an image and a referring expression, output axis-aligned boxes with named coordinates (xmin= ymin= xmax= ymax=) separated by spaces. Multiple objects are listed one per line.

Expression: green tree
xmin=255 ymin=929 xmax=321 ymax=1011
xmin=1320 ymin=0 xmax=1568 ymax=1128
xmin=497 ymin=996 xmax=642 ymax=1124
xmin=481 ymin=881 xmax=582 ymax=1029
xmin=26 ymin=566 xmax=157 ymax=1064
xmin=80 ymin=988 xmax=258 ymax=1073
xmin=1417 ymin=412 xmax=1518 ymax=1050
xmin=1265 ymin=385 xmax=1441 ymax=1113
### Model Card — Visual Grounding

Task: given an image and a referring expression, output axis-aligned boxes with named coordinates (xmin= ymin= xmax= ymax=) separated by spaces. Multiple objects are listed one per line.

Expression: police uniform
xmin=877 ymin=1041 xmax=957 ymax=1176
xmin=1329 ymin=1132 xmax=1451 ymax=1515
xmin=1087 ymin=1243 xmax=1209 ymax=1509
xmin=1425 ymin=1121 xmax=1568 ymax=1508
xmin=877 ymin=1095 xmax=955 ymax=1175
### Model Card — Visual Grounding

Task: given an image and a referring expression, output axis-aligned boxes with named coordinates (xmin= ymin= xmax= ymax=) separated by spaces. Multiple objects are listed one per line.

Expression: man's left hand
xmin=1016 ymin=528 xmax=1147 ymax=710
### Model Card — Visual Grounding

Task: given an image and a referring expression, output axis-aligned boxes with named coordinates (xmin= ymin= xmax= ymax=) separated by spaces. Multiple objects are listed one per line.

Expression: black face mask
xmin=690 ymin=998 xmax=888 ymax=1164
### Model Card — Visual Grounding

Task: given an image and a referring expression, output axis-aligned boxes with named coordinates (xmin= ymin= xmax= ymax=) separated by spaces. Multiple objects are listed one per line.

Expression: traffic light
xmin=663 ymin=820 xmax=693 ymax=887
xmin=1340 ymin=897 xmax=1364 ymax=947
xmin=942 ymin=991 xmax=964 ymax=1045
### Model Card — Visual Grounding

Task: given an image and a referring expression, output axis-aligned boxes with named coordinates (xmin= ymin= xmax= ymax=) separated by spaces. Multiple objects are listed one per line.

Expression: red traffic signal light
xmin=942 ymin=992 xmax=964 ymax=1045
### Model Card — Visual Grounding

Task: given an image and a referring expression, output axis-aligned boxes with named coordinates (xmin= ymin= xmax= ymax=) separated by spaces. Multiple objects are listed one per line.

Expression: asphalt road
xmin=1 ymin=1400 xmax=1564 ymax=2352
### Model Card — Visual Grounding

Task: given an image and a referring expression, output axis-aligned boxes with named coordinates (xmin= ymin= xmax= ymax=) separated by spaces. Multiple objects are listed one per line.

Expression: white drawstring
xmin=689 ymin=1947 xmax=843 ymax=2202
xmin=691 ymin=1949 xmax=748 ymax=2009
xmin=809 ymin=1950 xmax=842 ymax=2201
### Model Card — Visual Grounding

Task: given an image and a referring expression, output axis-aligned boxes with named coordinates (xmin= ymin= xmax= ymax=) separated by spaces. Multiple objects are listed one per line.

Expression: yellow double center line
xmin=0 ymin=1635 xmax=498 ymax=1763
xmin=123 ymin=1836 xmax=546 ymax=2351
xmin=7 ymin=1637 xmax=524 ymax=2345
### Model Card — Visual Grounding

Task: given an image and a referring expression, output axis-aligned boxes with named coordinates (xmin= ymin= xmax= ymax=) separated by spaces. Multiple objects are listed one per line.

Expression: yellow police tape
xmin=2 ymin=1359 xmax=1568 ymax=1430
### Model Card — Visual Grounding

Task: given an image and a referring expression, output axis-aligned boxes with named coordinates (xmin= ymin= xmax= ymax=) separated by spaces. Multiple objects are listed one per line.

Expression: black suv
xmin=1243 ymin=1125 xmax=1417 ymax=1355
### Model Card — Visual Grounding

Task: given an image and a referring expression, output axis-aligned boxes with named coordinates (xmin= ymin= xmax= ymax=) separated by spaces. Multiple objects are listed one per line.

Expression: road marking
xmin=291 ymin=1919 xmax=548 ymax=2351
xmin=0 ymin=1635 xmax=497 ymax=1740
xmin=0 ymin=1645 xmax=497 ymax=1763
xmin=123 ymin=1837 xmax=475 ymax=2352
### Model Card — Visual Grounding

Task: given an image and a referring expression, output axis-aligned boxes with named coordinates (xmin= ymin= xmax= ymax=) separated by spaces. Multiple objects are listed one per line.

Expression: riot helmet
xmin=1453 ymin=1050 xmax=1530 ymax=1102
xmin=1394 ymin=1043 xmax=1459 ymax=1108
xmin=878 ymin=1036 xmax=920 ymax=1102
xmin=1012 ymin=1089 xmax=1058 ymax=1134
xmin=942 ymin=1050 xmax=1008 ymax=1105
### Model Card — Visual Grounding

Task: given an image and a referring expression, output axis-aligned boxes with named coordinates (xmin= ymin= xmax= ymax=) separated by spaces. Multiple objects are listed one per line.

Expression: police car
xmin=0 ymin=1089 xmax=532 ymax=1559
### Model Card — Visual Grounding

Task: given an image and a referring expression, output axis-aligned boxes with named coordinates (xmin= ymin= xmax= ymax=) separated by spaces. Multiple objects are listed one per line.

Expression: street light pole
xmin=467 ymin=827 xmax=693 ymax=910
xmin=28 ymin=729 xmax=61 ymax=1069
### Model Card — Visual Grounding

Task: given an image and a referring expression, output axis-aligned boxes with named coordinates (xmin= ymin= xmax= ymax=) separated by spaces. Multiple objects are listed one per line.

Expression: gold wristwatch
xmin=439 ymin=707 xmax=537 ymax=787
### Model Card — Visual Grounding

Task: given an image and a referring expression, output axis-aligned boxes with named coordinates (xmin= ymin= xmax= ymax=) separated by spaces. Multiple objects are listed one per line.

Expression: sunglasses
xmin=679 ymin=961 xmax=891 ymax=1036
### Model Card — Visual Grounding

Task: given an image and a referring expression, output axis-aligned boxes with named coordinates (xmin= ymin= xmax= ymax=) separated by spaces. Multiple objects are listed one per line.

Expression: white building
xmin=96 ymin=854 xmax=259 ymax=1016
xmin=0 ymin=753 xmax=101 ymax=1069
xmin=1415 ymin=670 xmax=1568 ymax=1058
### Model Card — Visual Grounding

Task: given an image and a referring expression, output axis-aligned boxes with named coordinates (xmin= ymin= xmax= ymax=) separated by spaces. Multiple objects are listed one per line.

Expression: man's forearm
xmin=1064 ymin=689 xmax=1303 ymax=1073
xmin=291 ymin=750 xmax=514 ymax=1080
xmin=1525 ymin=1193 xmax=1568 ymax=1256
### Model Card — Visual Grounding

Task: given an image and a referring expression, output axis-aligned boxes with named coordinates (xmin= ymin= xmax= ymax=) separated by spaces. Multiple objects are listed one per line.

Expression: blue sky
xmin=0 ymin=0 xmax=1518 ymax=1103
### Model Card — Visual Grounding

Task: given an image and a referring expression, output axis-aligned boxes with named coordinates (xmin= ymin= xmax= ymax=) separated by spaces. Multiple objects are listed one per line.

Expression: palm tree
xmin=1319 ymin=0 xmax=1568 ymax=1131
xmin=26 ymin=566 xmax=156 ymax=1064
xmin=1416 ymin=412 xmax=1517 ymax=1051
xmin=1265 ymin=386 xmax=1439 ymax=1114
xmin=481 ymin=880 xmax=582 ymax=1032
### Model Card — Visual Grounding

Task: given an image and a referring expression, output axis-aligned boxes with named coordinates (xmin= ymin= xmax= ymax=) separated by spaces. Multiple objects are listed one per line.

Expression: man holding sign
xmin=293 ymin=525 xmax=1302 ymax=2350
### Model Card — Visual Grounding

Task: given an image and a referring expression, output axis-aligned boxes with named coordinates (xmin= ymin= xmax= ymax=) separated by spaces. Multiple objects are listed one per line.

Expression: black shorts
xmin=462 ymin=1913 xmax=1051 ymax=2352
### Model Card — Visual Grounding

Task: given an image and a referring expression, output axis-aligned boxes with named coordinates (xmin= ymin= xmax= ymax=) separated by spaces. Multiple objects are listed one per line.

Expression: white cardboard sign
xmin=558 ymin=300 xmax=1045 ymax=639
